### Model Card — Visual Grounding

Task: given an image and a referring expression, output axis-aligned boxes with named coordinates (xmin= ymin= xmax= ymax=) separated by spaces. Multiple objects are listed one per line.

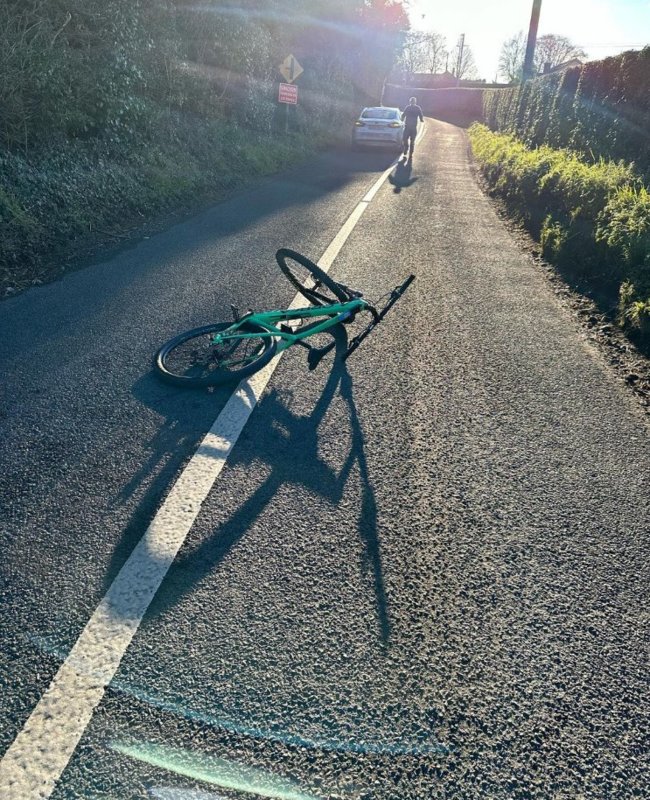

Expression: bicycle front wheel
xmin=276 ymin=248 xmax=349 ymax=306
xmin=154 ymin=322 xmax=277 ymax=387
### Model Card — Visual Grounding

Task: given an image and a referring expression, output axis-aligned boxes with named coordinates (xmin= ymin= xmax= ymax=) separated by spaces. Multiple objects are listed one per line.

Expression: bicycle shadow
xmin=99 ymin=374 xmax=240 ymax=590
xmin=147 ymin=326 xmax=392 ymax=646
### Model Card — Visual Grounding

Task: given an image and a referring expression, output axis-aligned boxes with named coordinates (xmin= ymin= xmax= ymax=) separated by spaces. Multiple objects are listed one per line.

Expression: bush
xmin=469 ymin=123 xmax=650 ymax=337
xmin=600 ymin=186 xmax=650 ymax=331
xmin=597 ymin=185 xmax=650 ymax=278
xmin=483 ymin=48 xmax=650 ymax=178
xmin=0 ymin=115 xmax=327 ymax=292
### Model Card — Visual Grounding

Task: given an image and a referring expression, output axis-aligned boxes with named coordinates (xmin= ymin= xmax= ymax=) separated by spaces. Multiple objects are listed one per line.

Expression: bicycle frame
xmin=211 ymin=297 xmax=371 ymax=353
xmin=153 ymin=267 xmax=414 ymax=386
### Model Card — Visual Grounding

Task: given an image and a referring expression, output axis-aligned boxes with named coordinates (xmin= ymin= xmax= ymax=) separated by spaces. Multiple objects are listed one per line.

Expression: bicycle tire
xmin=154 ymin=321 xmax=277 ymax=388
xmin=276 ymin=248 xmax=349 ymax=306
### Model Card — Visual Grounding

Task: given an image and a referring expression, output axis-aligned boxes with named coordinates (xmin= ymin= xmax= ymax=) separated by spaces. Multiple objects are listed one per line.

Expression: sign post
xmin=523 ymin=0 xmax=543 ymax=79
xmin=278 ymin=54 xmax=303 ymax=134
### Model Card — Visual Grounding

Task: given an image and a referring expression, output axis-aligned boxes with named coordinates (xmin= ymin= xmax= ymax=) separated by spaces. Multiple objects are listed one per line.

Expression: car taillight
xmin=355 ymin=121 xmax=365 ymax=127
xmin=388 ymin=122 xmax=401 ymax=128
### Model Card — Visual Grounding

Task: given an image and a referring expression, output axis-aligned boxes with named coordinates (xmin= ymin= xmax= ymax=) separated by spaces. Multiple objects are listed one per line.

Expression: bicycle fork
xmin=343 ymin=273 xmax=415 ymax=360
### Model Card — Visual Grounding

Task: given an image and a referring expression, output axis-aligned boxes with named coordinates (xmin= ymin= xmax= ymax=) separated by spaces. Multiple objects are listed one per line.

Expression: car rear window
xmin=361 ymin=108 xmax=399 ymax=120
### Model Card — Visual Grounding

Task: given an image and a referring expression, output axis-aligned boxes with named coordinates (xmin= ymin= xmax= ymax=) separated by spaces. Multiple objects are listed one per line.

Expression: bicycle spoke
xmin=276 ymin=248 xmax=349 ymax=307
xmin=155 ymin=322 xmax=277 ymax=387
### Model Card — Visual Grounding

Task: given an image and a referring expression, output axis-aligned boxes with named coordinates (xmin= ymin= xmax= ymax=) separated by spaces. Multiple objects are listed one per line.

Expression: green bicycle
xmin=154 ymin=248 xmax=415 ymax=387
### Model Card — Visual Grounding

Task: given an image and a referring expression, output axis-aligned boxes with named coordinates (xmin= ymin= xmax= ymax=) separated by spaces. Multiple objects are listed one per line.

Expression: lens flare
xmin=149 ymin=789 xmax=229 ymax=800
xmin=113 ymin=741 xmax=322 ymax=800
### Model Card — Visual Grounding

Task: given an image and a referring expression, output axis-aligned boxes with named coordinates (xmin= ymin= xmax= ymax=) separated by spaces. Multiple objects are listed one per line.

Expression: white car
xmin=352 ymin=106 xmax=404 ymax=151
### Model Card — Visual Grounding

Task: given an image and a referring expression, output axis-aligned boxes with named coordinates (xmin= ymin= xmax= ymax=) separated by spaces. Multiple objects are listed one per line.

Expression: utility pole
xmin=455 ymin=33 xmax=465 ymax=86
xmin=522 ymin=0 xmax=543 ymax=80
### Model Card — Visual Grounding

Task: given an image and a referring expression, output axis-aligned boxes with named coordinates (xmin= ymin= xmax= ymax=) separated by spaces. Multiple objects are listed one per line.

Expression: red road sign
xmin=278 ymin=83 xmax=298 ymax=105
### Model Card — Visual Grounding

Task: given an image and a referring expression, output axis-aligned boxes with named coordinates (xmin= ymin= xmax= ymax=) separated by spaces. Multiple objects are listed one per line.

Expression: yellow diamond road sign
xmin=279 ymin=54 xmax=303 ymax=84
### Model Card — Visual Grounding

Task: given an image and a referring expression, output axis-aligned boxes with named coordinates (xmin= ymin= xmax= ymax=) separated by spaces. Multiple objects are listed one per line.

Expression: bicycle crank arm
xmin=343 ymin=274 xmax=415 ymax=361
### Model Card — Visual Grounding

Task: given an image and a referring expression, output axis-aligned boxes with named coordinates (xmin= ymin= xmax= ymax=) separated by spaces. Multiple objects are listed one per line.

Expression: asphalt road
xmin=1 ymin=120 xmax=649 ymax=799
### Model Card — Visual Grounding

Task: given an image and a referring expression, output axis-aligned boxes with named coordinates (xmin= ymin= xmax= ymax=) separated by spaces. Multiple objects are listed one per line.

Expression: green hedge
xmin=0 ymin=0 xmax=409 ymax=294
xmin=0 ymin=114 xmax=334 ymax=293
xmin=469 ymin=123 xmax=650 ymax=336
xmin=483 ymin=48 xmax=650 ymax=178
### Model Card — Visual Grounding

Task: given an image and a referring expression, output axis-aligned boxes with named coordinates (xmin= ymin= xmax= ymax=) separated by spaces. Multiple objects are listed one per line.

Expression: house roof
xmin=547 ymin=58 xmax=584 ymax=73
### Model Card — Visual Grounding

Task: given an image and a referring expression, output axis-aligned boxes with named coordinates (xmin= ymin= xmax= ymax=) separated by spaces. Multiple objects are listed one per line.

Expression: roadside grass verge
xmin=0 ymin=114 xmax=336 ymax=298
xmin=469 ymin=123 xmax=650 ymax=345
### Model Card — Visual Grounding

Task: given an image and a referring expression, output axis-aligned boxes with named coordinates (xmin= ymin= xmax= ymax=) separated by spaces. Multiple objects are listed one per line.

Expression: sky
xmin=407 ymin=0 xmax=650 ymax=80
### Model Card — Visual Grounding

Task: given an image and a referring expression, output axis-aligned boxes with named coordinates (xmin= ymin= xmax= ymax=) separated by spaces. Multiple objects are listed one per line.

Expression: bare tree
xmin=498 ymin=31 xmax=587 ymax=82
xmin=498 ymin=31 xmax=526 ymax=82
xmin=399 ymin=31 xmax=426 ymax=74
xmin=420 ymin=31 xmax=448 ymax=74
xmin=452 ymin=41 xmax=479 ymax=80
xmin=399 ymin=30 xmax=448 ymax=75
xmin=535 ymin=34 xmax=587 ymax=72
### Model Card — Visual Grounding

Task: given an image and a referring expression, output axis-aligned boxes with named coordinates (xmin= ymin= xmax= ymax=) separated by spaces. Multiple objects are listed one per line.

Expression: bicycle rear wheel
xmin=154 ymin=322 xmax=277 ymax=387
xmin=276 ymin=248 xmax=349 ymax=306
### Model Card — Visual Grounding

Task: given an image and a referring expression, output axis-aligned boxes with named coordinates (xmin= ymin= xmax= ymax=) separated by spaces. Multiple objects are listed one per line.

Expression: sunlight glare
xmin=408 ymin=0 xmax=649 ymax=78
xmin=113 ymin=741 xmax=322 ymax=800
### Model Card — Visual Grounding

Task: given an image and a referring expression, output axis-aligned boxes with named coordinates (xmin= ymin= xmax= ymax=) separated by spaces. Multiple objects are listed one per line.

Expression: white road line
xmin=0 ymin=128 xmax=425 ymax=800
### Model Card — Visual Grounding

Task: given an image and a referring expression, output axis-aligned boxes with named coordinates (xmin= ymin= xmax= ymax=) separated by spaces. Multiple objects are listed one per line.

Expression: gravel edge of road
xmin=468 ymin=142 xmax=650 ymax=419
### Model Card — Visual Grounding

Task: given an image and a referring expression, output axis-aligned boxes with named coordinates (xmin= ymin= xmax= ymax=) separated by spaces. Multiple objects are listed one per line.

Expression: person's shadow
xmin=145 ymin=325 xmax=392 ymax=646
xmin=388 ymin=157 xmax=418 ymax=193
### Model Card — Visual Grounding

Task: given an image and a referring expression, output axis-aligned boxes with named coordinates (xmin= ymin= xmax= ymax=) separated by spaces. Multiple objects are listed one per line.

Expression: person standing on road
xmin=401 ymin=97 xmax=424 ymax=159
